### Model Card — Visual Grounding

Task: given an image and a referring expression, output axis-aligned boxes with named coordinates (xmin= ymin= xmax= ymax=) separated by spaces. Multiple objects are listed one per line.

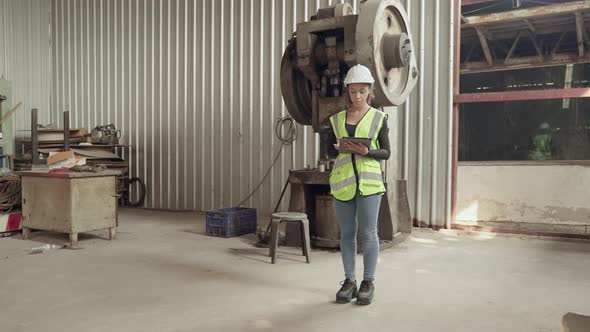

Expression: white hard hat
xmin=540 ymin=122 xmax=550 ymax=129
xmin=344 ymin=64 xmax=375 ymax=86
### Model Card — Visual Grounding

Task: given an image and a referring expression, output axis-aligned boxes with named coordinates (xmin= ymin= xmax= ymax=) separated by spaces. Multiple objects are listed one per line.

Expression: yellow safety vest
xmin=329 ymin=108 xmax=386 ymax=201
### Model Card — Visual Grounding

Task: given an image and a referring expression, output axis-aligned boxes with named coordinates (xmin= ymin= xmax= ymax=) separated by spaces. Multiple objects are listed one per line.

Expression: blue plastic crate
xmin=206 ymin=207 xmax=257 ymax=238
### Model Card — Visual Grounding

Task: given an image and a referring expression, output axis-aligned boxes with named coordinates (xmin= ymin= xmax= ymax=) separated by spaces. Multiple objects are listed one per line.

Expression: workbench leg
xmin=109 ymin=227 xmax=116 ymax=240
xmin=22 ymin=227 xmax=31 ymax=240
xmin=70 ymin=233 xmax=79 ymax=248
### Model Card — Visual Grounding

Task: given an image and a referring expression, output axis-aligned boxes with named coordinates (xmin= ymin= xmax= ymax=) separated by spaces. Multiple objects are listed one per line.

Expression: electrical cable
xmin=236 ymin=116 xmax=297 ymax=207
xmin=125 ymin=177 xmax=146 ymax=207
xmin=0 ymin=173 xmax=21 ymax=212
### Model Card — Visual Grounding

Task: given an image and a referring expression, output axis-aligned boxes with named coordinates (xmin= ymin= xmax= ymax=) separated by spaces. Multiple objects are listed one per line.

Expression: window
xmin=459 ymin=64 xmax=590 ymax=161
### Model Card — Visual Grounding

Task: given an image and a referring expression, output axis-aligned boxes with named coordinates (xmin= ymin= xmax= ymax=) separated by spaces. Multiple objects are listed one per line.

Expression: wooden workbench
xmin=17 ymin=170 xmax=120 ymax=247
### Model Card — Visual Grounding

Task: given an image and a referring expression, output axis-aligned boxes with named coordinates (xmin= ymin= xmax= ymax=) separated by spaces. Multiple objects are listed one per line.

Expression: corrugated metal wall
xmin=12 ymin=0 xmax=454 ymax=227
xmin=49 ymin=0 xmax=350 ymax=213
xmin=0 ymin=0 xmax=52 ymax=132
xmin=401 ymin=0 xmax=454 ymax=228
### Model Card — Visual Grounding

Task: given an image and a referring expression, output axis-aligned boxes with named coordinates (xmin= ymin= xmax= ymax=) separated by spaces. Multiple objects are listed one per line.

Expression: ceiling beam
xmin=461 ymin=52 xmax=590 ymax=74
xmin=462 ymin=0 xmax=500 ymax=5
xmin=463 ymin=1 xmax=590 ymax=27
xmin=456 ymin=88 xmax=590 ymax=104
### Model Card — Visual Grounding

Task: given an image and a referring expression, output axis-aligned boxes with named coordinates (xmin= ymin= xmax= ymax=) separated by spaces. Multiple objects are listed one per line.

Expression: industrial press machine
xmin=280 ymin=0 xmax=419 ymax=248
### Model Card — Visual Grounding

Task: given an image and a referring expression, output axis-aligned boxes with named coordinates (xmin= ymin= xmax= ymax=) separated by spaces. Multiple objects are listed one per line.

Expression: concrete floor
xmin=1 ymin=209 xmax=589 ymax=332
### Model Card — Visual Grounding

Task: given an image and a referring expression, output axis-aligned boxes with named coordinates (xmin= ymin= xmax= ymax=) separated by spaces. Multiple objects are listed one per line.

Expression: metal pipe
xmin=450 ymin=0 xmax=462 ymax=229
xmin=64 ymin=111 xmax=70 ymax=151
xmin=430 ymin=0 xmax=440 ymax=228
xmin=31 ymin=108 xmax=39 ymax=165
xmin=415 ymin=0 xmax=425 ymax=227
xmin=446 ymin=0 xmax=457 ymax=230
xmin=402 ymin=0 xmax=411 ymax=181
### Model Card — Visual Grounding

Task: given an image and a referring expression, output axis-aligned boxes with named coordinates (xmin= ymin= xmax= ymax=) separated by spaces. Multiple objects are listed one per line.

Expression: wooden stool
xmin=269 ymin=212 xmax=311 ymax=264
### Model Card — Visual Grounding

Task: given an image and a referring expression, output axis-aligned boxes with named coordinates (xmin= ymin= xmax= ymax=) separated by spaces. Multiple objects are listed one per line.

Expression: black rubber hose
xmin=125 ymin=177 xmax=146 ymax=207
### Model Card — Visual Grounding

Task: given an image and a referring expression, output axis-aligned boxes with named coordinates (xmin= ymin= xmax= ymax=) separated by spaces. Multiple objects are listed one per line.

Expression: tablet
xmin=339 ymin=137 xmax=371 ymax=153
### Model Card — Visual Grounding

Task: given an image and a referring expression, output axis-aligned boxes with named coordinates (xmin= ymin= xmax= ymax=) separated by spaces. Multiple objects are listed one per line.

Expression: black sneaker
xmin=357 ymin=280 xmax=374 ymax=305
xmin=336 ymin=279 xmax=358 ymax=303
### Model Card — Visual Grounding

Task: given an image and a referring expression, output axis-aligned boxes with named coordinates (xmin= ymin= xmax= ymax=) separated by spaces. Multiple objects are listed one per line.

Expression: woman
xmin=328 ymin=64 xmax=390 ymax=305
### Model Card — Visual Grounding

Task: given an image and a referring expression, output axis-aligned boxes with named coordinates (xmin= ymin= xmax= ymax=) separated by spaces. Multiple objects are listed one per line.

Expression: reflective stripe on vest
xmin=329 ymin=108 xmax=386 ymax=201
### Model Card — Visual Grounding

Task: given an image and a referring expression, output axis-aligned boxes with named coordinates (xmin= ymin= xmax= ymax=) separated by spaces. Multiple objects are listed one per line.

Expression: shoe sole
xmin=336 ymin=292 xmax=358 ymax=304
xmin=356 ymin=296 xmax=373 ymax=305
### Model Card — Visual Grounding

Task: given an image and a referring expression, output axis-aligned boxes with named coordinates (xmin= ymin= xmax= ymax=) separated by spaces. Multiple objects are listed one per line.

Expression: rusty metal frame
xmin=504 ymin=30 xmax=522 ymax=63
xmin=456 ymin=88 xmax=590 ymax=103
xmin=461 ymin=1 xmax=590 ymax=74
xmin=462 ymin=53 xmax=590 ymax=74
xmin=462 ymin=0 xmax=500 ymax=5
xmin=452 ymin=0 xmax=461 ymax=228
xmin=475 ymin=26 xmax=493 ymax=65
xmin=523 ymin=18 xmax=536 ymax=33
xmin=552 ymin=31 xmax=569 ymax=56
xmin=462 ymin=1 xmax=590 ymax=27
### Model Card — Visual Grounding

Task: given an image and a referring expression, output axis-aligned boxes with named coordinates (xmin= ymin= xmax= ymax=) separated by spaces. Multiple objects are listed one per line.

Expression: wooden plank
xmin=21 ymin=176 xmax=74 ymax=234
xmin=47 ymin=150 xmax=74 ymax=165
xmin=456 ymin=88 xmax=590 ymax=103
xmin=463 ymin=1 xmax=590 ymax=27
xmin=475 ymin=26 xmax=493 ymax=65
xmin=575 ymin=11 xmax=585 ymax=57
xmin=70 ymin=147 xmax=119 ymax=159
xmin=17 ymin=170 xmax=121 ymax=179
xmin=71 ymin=176 xmax=117 ymax=234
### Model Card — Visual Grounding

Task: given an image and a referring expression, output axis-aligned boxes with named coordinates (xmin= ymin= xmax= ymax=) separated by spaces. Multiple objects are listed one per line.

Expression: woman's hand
xmin=334 ymin=139 xmax=340 ymax=151
xmin=341 ymin=141 xmax=369 ymax=156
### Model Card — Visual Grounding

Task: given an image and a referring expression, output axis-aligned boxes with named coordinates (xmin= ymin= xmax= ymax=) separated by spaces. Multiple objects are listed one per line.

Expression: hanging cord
xmin=0 ymin=173 xmax=21 ymax=212
xmin=235 ymin=116 xmax=297 ymax=207
xmin=275 ymin=115 xmax=298 ymax=145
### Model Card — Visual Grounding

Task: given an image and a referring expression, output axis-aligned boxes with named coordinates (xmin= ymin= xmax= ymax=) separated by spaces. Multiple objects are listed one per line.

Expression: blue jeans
xmin=334 ymin=193 xmax=381 ymax=282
